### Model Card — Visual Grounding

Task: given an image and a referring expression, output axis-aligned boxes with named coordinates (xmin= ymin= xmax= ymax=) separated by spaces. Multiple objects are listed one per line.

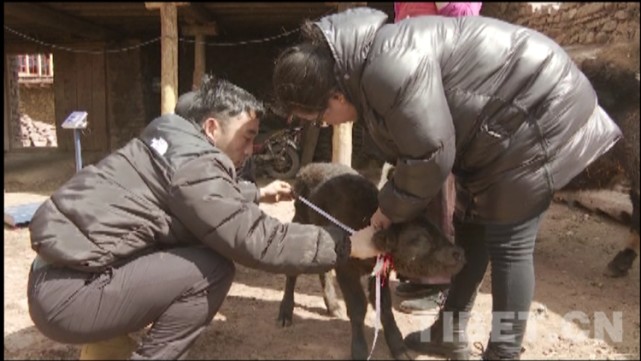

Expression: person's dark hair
xmin=179 ymin=74 xmax=265 ymax=126
xmin=272 ymin=20 xmax=339 ymax=115
xmin=174 ymin=91 xmax=197 ymax=120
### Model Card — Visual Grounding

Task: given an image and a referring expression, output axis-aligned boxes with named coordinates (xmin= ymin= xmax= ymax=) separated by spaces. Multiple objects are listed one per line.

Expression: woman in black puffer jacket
xmin=272 ymin=7 xmax=621 ymax=360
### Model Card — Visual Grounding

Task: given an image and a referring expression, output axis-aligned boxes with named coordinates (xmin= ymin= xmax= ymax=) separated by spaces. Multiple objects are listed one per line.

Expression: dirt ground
xmin=3 ymin=170 xmax=640 ymax=360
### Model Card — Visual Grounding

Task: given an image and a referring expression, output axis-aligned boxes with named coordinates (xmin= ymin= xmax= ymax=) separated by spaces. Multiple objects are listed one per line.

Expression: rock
xmin=603 ymin=20 xmax=618 ymax=32
xmin=615 ymin=10 xmax=629 ymax=20
xmin=585 ymin=32 xmax=596 ymax=44
xmin=17 ymin=113 xmax=57 ymax=148
xmin=595 ymin=32 xmax=609 ymax=43
xmin=533 ymin=303 xmax=548 ymax=318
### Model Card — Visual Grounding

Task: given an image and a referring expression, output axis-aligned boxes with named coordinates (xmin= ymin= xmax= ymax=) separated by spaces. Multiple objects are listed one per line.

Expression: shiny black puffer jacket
xmin=29 ymin=114 xmax=347 ymax=272
xmin=315 ymin=7 xmax=621 ymax=223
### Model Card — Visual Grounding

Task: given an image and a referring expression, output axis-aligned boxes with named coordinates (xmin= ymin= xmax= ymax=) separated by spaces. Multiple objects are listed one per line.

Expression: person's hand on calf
xmin=349 ymin=225 xmax=383 ymax=259
xmin=259 ymin=180 xmax=293 ymax=203
xmin=370 ymin=207 xmax=392 ymax=230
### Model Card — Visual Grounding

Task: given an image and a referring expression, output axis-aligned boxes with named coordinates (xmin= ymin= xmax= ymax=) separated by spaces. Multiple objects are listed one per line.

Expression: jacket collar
xmin=314 ymin=7 xmax=388 ymax=107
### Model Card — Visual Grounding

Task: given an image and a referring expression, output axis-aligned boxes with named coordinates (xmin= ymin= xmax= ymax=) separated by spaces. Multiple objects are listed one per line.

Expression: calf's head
xmin=372 ymin=218 xmax=465 ymax=280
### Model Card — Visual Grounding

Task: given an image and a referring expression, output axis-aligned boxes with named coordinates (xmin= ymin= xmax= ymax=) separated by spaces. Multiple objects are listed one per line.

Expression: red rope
xmin=380 ymin=253 xmax=394 ymax=287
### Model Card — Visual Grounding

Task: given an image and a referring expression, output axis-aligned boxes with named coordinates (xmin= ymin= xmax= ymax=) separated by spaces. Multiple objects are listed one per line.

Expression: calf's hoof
xmin=327 ymin=303 xmax=344 ymax=318
xmin=277 ymin=302 xmax=294 ymax=327
xmin=383 ymin=325 xmax=414 ymax=360
xmin=276 ymin=312 xmax=293 ymax=327
xmin=604 ymin=248 xmax=637 ymax=278
xmin=351 ymin=339 xmax=369 ymax=360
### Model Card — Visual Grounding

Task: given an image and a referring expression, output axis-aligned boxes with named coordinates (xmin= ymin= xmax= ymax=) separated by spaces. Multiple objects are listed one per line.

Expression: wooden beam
xmin=160 ymin=3 xmax=179 ymax=114
xmin=329 ymin=2 xmax=368 ymax=8
xmin=4 ymin=3 xmax=122 ymax=40
xmin=3 ymin=42 xmax=55 ymax=55
xmin=181 ymin=24 xmax=218 ymax=37
xmin=145 ymin=2 xmax=189 ymax=10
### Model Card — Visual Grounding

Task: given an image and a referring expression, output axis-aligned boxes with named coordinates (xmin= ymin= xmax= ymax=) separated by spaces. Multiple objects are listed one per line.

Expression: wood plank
xmin=75 ymin=52 xmax=94 ymax=151
xmin=554 ymin=190 xmax=633 ymax=225
xmin=91 ymin=52 xmax=109 ymax=151
xmin=53 ymin=51 xmax=77 ymax=151
xmin=71 ymin=50 xmax=109 ymax=152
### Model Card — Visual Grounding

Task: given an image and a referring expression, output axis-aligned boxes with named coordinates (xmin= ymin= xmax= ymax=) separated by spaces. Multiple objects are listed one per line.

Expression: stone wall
xmin=18 ymin=83 xmax=55 ymax=125
xmin=481 ymin=2 xmax=640 ymax=46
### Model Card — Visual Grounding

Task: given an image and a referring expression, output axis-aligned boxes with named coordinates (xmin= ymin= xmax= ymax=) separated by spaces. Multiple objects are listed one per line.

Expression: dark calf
xmin=277 ymin=163 xmax=465 ymax=360
xmin=576 ymin=43 xmax=640 ymax=277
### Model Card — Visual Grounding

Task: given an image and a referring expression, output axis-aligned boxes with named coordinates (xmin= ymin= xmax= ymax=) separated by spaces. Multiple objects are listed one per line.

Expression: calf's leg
xmin=335 ymin=263 xmax=369 ymax=360
xmin=319 ymin=271 xmax=343 ymax=317
xmin=367 ymin=277 xmax=412 ymax=360
xmin=277 ymin=276 xmax=297 ymax=327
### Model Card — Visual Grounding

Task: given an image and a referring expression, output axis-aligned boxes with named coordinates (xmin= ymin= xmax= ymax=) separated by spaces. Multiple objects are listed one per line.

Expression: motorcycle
xmin=250 ymin=126 xmax=303 ymax=179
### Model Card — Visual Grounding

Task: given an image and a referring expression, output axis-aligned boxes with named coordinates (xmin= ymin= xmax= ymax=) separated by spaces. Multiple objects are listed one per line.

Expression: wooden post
xmin=182 ymin=24 xmax=217 ymax=90
xmin=37 ymin=54 xmax=42 ymax=77
xmin=193 ymin=33 xmax=205 ymax=89
xmin=160 ymin=3 xmax=178 ymax=114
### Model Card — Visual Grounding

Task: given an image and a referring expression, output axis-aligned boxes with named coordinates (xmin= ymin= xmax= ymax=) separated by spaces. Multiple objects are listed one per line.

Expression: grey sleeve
xmin=237 ymin=180 xmax=260 ymax=204
xmin=168 ymin=155 xmax=351 ymax=275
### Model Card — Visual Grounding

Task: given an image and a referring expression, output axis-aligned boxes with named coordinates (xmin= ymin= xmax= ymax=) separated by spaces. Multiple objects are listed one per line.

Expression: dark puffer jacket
xmin=315 ymin=8 xmax=621 ymax=224
xmin=29 ymin=114 xmax=348 ymax=273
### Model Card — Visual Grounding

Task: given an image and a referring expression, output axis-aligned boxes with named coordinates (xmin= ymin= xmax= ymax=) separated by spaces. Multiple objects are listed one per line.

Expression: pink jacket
xmin=393 ymin=2 xmax=438 ymax=22
xmin=394 ymin=2 xmax=482 ymax=22
xmin=436 ymin=2 xmax=482 ymax=17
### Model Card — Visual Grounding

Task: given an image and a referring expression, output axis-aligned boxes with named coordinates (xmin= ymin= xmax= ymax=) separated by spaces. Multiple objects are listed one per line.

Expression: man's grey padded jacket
xmin=29 ymin=114 xmax=347 ymax=272
xmin=316 ymin=8 xmax=621 ymax=224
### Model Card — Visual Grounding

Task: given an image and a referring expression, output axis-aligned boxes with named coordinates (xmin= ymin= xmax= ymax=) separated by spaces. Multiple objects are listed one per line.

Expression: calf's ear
xmin=372 ymin=227 xmax=397 ymax=253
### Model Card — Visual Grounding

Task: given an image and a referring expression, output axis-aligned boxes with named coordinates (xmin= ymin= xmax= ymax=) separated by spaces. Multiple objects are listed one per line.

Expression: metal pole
xmin=73 ymin=129 xmax=82 ymax=172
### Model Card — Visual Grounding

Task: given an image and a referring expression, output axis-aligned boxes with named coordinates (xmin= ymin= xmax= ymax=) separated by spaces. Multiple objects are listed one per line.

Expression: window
xmin=17 ymin=54 xmax=53 ymax=78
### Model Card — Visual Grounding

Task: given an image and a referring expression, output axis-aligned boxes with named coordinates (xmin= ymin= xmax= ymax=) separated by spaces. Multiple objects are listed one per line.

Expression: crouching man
xmin=27 ymin=74 xmax=379 ymax=360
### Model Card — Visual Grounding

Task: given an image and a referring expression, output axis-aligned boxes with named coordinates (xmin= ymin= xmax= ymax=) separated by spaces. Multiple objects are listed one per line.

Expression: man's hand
xmin=370 ymin=207 xmax=392 ymax=230
xmin=349 ymin=225 xmax=383 ymax=259
xmin=259 ymin=180 xmax=293 ymax=203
